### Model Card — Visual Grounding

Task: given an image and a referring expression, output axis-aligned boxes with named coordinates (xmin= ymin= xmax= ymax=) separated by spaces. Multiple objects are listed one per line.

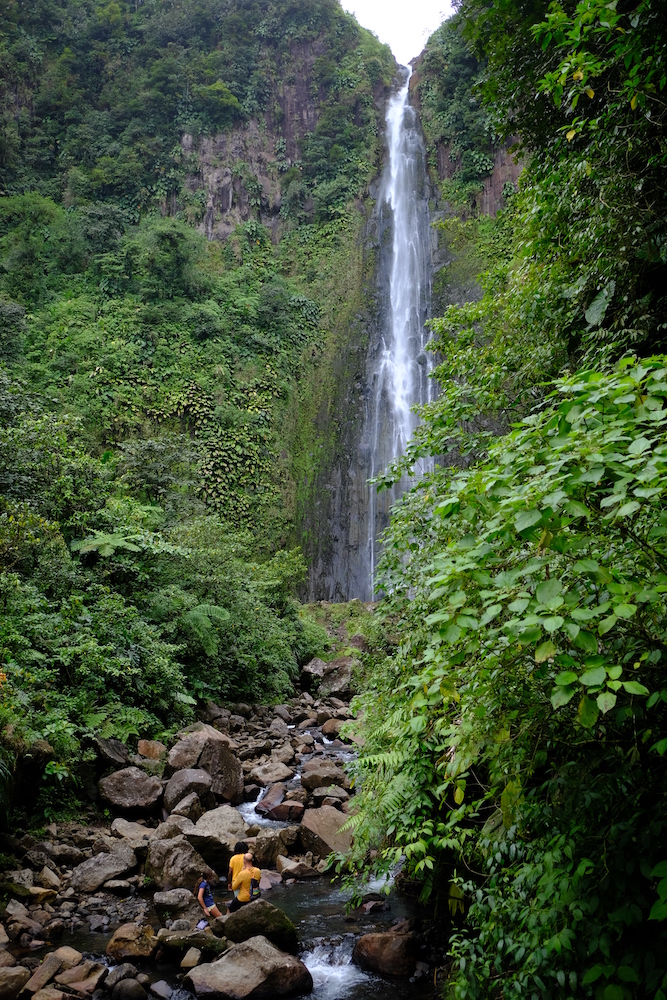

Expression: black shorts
xmin=228 ymin=897 xmax=250 ymax=913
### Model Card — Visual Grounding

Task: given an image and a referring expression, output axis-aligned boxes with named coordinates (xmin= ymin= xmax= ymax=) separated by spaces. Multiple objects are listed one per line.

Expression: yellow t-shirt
xmin=232 ymin=866 xmax=261 ymax=903
xmin=229 ymin=853 xmax=245 ymax=885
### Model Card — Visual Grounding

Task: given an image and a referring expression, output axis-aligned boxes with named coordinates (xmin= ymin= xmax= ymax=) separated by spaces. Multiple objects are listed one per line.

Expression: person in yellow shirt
xmin=229 ymin=852 xmax=261 ymax=912
xmin=226 ymin=840 xmax=248 ymax=907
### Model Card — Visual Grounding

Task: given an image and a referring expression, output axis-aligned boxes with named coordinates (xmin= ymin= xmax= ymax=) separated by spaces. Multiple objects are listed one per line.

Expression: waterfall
xmin=365 ymin=66 xmax=434 ymax=598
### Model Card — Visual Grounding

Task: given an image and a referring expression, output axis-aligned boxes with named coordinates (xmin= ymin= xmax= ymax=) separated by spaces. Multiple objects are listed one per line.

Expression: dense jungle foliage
xmin=0 ymin=0 xmax=394 ymax=817
xmin=349 ymin=2 xmax=667 ymax=999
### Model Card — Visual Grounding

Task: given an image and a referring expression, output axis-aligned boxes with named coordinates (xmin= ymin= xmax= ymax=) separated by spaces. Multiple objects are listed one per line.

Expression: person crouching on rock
xmin=197 ymin=869 xmax=222 ymax=920
xmin=228 ymin=852 xmax=261 ymax=913
xmin=227 ymin=840 xmax=249 ymax=904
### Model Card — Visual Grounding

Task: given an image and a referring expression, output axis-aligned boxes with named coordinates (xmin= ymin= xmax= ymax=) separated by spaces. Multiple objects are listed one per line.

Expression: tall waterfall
xmin=365 ymin=67 xmax=434 ymax=598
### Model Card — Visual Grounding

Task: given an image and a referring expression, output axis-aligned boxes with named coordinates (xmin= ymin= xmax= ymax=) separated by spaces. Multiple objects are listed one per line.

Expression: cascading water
xmin=365 ymin=66 xmax=434 ymax=598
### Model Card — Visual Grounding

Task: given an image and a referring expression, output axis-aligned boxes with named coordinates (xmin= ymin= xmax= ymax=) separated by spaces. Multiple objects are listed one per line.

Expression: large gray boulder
xmin=223 ymin=901 xmax=298 ymax=955
xmin=252 ymin=827 xmax=298 ymax=868
xmin=318 ymin=658 xmax=354 ymax=698
xmin=248 ymin=761 xmax=294 ymax=786
xmin=145 ymin=836 xmax=211 ymax=890
xmin=300 ymin=806 xmax=352 ymax=856
xmin=153 ymin=888 xmax=201 ymax=928
xmin=0 ymin=968 xmax=31 ymax=999
xmin=186 ymin=805 xmax=246 ymax=871
xmin=299 ymin=762 xmax=347 ymax=791
xmin=198 ymin=741 xmax=243 ymax=804
xmin=164 ymin=769 xmax=212 ymax=812
xmin=185 ymin=936 xmax=312 ymax=999
xmin=98 ymin=767 xmax=163 ymax=814
xmin=69 ymin=842 xmax=137 ymax=893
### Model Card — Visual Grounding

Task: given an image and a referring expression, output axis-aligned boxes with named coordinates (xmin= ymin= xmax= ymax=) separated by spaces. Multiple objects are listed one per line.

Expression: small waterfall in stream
xmin=364 ymin=66 xmax=434 ymax=598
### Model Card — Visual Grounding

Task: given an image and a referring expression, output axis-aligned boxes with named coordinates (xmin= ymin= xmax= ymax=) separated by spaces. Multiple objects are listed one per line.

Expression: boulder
xmin=137 ymin=740 xmax=167 ymax=760
xmin=106 ymin=966 xmax=138 ymax=991
xmin=153 ymin=888 xmax=201 ymax=927
xmin=98 ymin=767 xmax=163 ymax=814
xmin=352 ymin=930 xmax=417 ymax=977
xmin=164 ymin=769 xmax=212 ymax=812
xmin=96 ymin=737 xmax=130 ymax=768
xmin=198 ymin=742 xmax=243 ymax=805
xmin=321 ymin=719 xmax=343 ymax=738
xmin=300 ymin=658 xmax=326 ymax=690
xmin=106 ymin=924 xmax=159 ymax=962
xmin=112 ymin=981 xmax=147 ymax=1000
xmin=224 ymin=900 xmax=298 ymax=955
xmin=299 ymin=806 xmax=352 ymax=856
xmin=172 ymin=793 xmax=203 ymax=822
xmin=32 ymin=990 xmax=63 ymax=1000
xmin=145 ymin=836 xmax=210 ymax=891
xmin=152 ymin=815 xmax=195 ymax=841
xmin=272 ymin=744 xmax=295 ymax=766
xmin=167 ymin=736 xmax=207 ymax=773
xmin=252 ymin=827 xmax=298 ymax=868
xmin=248 ymin=762 xmax=294 ymax=786
xmin=181 ymin=948 xmax=201 ymax=970
xmin=275 ymin=857 xmax=319 ymax=880
xmin=0 ymin=868 xmax=33 ymax=897
xmin=69 ymin=842 xmax=137 ymax=893
xmin=255 ymin=783 xmax=285 ymax=816
xmin=23 ymin=953 xmax=63 ymax=993
xmin=112 ymin=817 xmax=152 ymax=840
xmin=311 ymin=785 xmax=349 ymax=805
xmin=52 ymin=948 xmax=82 ymax=971
xmin=300 ymin=762 xmax=346 ymax=791
xmin=265 ymin=802 xmax=304 ymax=823
xmin=318 ymin=658 xmax=354 ymax=699
xmin=55 ymin=963 xmax=107 ymax=993
xmin=35 ymin=867 xmax=61 ymax=891
xmin=185 ymin=936 xmax=312 ymax=999
xmin=0 ymin=967 xmax=31 ymax=999
xmin=156 ymin=930 xmax=227 ymax=957
xmin=186 ymin=805 xmax=247 ymax=872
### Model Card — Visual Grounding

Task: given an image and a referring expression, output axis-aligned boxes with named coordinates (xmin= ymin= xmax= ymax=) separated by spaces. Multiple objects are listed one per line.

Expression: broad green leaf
xmin=535 ymin=640 xmax=557 ymax=662
xmin=650 ymin=861 xmax=667 ymax=878
xmin=578 ymin=694 xmax=600 ymax=729
xmin=564 ymin=500 xmax=591 ymax=518
xmin=580 ymin=666 xmax=606 ymax=687
xmin=616 ymin=501 xmax=640 ymax=517
xmin=622 ymin=680 xmax=649 ymax=696
xmin=649 ymin=900 xmax=667 ymax=921
xmin=480 ymin=604 xmax=503 ymax=626
xmin=543 ymin=615 xmax=564 ymax=632
xmin=585 ymin=281 xmax=615 ymax=326
xmin=614 ymin=603 xmax=637 ymax=618
xmin=598 ymin=615 xmax=617 ymax=635
xmin=582 ymin=966 xmax=604 ymax=985
xmin=597 ymin=691 xmax=617 ymax=714
xmin=574 ymin=630 xmax=598 ymax=654
xmin=514 ymin=509 xmax=542 ymax=533
xmin=628 ymin=437 xmax=650 ymax=454
xmin=603 ymin=986 xmax=624 ymax=1000
xmin=555 ymin=670 xmax=578 ymax=686
xmin=564 ymin=621 xmax=580 ymax=639
xmin=536 ymin=578 xmax=562 ymax=604
xmin=551 ymin=685 xmax=576 ymax=709
xmin=616 ymin=967 xmax=639 ymax=983
xmin=606 ymin=664 xmax=622 ymax=679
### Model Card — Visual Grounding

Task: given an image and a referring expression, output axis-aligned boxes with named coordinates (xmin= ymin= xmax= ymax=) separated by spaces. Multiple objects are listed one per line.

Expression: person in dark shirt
xmin=196 ymin=869 xmax=222 ymax=919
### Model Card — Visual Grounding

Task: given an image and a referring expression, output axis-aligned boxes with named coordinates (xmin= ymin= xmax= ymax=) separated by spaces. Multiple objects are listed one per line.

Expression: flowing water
xmin=50 ymin=734 xmax=433 ymax=1000
xmin=364 ymin=66 xmax=434 ymax=598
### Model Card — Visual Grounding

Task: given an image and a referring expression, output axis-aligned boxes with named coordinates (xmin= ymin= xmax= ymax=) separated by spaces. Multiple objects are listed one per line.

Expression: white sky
xmin=342 ymin=0 xmax=454 ymax=65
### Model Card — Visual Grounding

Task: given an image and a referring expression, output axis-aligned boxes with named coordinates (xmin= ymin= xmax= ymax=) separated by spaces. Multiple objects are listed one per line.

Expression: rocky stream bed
xmin=0 ymin=665 xmax=439 ymax=999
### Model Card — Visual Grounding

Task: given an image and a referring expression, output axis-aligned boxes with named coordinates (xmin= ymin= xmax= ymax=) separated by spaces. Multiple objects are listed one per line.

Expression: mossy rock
xmin=223 ymin=900 xmax=298 ymax=955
